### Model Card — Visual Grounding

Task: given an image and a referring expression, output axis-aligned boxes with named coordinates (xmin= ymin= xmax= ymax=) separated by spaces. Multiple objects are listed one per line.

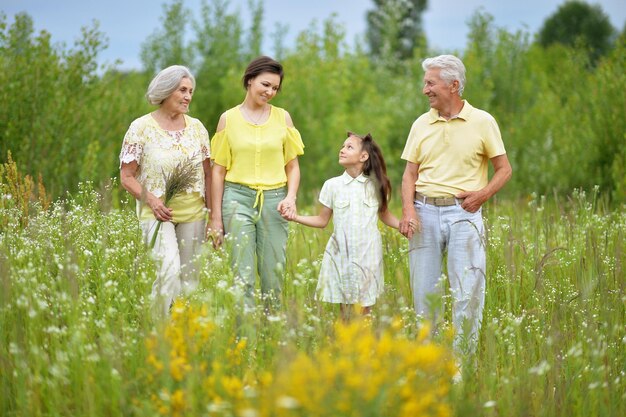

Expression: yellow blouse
xmin=210 ymin=105 xmax=304 ymax=189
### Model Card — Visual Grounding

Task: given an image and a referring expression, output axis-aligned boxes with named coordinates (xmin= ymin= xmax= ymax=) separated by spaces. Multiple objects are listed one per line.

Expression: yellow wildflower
xmin=171 ymin=389 xmax=186 ymax=414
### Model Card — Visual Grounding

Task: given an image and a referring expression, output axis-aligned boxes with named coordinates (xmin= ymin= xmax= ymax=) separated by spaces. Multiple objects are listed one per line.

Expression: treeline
xmin=1 ymin=1 xmax=625 ymax=203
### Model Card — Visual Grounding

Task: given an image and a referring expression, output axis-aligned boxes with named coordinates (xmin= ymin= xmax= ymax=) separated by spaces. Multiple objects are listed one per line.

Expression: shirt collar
xmin=427 ymin=100 xmax=473 ymax=123
xmin=342 ymin=171 xmax=368 ymax=184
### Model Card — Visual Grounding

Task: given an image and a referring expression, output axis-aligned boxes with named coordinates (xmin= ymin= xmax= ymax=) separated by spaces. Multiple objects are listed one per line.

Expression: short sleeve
xmin=198 ymin=123 xmax=211 ymax=160
xmin=210 ymin=129 xmax=231 ymax=169
xmin=119 ymin=120 xmax=145 ymax=168
xmin=318 ymin=179 xmax=333 ymax=209
xmin=283 ymin=127 xmax=305 ymax=164
xmin=483 ymin=116 xmax=506 ymax=158
xmin=400 ymin=121 xmax=419 ymax=164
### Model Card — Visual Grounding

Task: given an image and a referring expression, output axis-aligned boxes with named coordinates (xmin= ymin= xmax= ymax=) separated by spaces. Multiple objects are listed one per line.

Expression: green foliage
xmin=0 ymin=151 xmax=51 ymax=229
xmin=190 ymin=0 xmax=248 ymax=127
xmin=0 ymin=12 xmax=150 ymax=197
xmin=538 ymin=0 xmax=617 ymax=64
xmin=366 ymin=0 xmax=428 ymax=64
xmin=461 ymin=10 xmax=625 ymax=202
xmin=246 ymin=0 xmax=264 ymax=60
xmin=1 ymin=2 xmax=624 ymax=204
xmin=140 ymin=0 xmax=193 ymax=73
xmin=586 ymin=40 xmax=626 ymax=201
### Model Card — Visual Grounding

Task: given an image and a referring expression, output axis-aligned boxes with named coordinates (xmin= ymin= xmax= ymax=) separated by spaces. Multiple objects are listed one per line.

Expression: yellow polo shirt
xmin=211 ymin=105 xmax=304 ymax=189
xmin=401 ymin=100 xmax=506 ymax=197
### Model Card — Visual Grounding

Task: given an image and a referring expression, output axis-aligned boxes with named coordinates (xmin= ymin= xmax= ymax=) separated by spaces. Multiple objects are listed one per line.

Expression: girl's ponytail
xmin=348 ymin=132 xmax=392 ymax=213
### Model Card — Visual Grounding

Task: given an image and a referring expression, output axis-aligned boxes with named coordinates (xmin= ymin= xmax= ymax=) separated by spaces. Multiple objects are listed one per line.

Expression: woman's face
xmin=247 ymin=72 xmax=281 ymax=105
xmin=161 ymin=77 xmax=194 ymax=114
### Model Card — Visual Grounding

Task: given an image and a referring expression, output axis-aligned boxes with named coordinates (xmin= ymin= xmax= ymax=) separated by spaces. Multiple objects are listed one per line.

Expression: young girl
xmin=286 ymin=132 xmax=412 ymax=319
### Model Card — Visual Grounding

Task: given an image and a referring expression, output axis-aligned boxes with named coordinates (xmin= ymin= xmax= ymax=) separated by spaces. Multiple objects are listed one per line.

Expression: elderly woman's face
xmin=162 ymin=77 xmax=194 ymax=114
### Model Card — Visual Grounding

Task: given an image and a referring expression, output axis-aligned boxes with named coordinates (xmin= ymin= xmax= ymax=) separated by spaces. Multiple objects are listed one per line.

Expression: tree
xmin=538 ymin=0 xmax=616 ymax=63
xmin=366 ymin=0 xmax=427 ymax=62
xmin=140 ymin=0 xmax=192 ymax=73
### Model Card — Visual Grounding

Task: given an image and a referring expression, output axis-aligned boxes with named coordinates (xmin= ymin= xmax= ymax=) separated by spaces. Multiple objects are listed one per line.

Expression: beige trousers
xmin=141 ymin=219 xmax=206 ymax=317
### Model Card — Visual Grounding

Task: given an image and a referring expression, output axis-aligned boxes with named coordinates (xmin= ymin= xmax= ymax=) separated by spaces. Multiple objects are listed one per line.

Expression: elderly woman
xmin=210 ymin=56 xmax=304 ymax=312
xmin=119 ymin=65 xmax=211 ymax=316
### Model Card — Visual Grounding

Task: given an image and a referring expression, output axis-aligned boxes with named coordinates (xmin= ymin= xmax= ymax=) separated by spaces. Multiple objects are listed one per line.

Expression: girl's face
xmin=339 ymin=136 xmax=368 ymax=168
xmin=247 ymin=72 xmax=281 ymax=105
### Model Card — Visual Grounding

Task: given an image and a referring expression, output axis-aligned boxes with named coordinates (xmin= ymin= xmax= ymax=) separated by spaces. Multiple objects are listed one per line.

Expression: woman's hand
xmin=121 ymin=161 xmax=175 ymax=221
xmin=208 ymin=218 xmax=224 ymax=248
xmin=147 ymin=193 xmax=173 ymax=222
xmin=277 ymin=196 xmax=297 ymax=220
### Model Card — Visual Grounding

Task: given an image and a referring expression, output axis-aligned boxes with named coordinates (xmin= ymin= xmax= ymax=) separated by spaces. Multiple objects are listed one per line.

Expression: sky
xmin=2 ymin=0 xmax=625 ymax=71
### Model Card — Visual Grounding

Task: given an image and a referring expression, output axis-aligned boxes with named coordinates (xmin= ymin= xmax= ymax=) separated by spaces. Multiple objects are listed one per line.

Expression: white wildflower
xmin=238 ymin=408 xmax=258 ymax=417
xmin=529 ymin=360 xmax=551 ymax=376
xmin=276 ymin=396 xmax=300 ymax=409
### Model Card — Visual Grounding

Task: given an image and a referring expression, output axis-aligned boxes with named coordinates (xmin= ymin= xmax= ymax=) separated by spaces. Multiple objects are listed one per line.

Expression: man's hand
xmin=455 ymin=190 xmax=487 ymax=213
xmin=457 ymin=154 xmax=512 ymax=213
xmin=400 ymin=161 xmax=420 ymax=239
xmin=399 ymin=212 xmax=420 ymax=239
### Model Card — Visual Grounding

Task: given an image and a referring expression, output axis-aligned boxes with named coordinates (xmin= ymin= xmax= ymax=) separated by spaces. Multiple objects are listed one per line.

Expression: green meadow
xmin=1 ymin=1 xmax=625 ymax=416
xmin=1 ymin=179 xmax=623 ymax=416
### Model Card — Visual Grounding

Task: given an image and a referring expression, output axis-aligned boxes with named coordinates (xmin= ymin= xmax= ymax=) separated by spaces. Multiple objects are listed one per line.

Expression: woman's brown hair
xmin=242 ymin=56 xmax=284 ymax=91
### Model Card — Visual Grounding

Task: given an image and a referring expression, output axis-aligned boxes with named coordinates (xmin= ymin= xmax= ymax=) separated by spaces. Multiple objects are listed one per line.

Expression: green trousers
xmin=222 ymin=182 xmax=289 ymax=310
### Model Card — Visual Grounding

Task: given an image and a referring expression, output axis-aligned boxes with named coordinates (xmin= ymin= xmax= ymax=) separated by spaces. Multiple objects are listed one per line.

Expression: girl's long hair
xmin=348 ymin=132 xmax=392 ymax=213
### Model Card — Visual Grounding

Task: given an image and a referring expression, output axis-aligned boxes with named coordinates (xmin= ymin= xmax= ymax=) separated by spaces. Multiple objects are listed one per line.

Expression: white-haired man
xmin=399 ymin=55 xmax=512 ymax=355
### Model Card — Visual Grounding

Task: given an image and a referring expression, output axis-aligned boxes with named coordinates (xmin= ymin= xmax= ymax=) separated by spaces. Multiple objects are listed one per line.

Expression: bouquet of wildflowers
xmin=149 ymin=156 xmax=200 ymax=248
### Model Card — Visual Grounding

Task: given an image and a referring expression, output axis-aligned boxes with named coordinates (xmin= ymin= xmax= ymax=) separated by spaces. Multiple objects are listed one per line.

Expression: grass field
xmin=1 ymin=183 xmax=624 ymax=416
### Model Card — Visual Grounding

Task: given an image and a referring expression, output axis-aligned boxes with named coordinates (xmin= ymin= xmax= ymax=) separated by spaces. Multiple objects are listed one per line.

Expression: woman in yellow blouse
xmin=120 ymin=65 xmax=211 ymax=317
xmin=210 ymin=56 xmax=304 ymax=311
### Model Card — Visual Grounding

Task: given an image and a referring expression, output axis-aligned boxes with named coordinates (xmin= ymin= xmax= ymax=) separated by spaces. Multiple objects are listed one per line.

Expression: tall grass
xmin=1 ymin=179 xmax=623 ymax=416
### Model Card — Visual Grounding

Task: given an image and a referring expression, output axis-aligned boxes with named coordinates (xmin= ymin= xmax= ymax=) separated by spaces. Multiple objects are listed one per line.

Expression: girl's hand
xmin=277 ymin=196 xmax=297 ymax=220
xmin=207 ymin=218 xmax=224 ymax=248
xmin=399 ymin=213 xmax=420 ymax=238
xmin=147 ymin=194 xmax=173 ymax=222
xmin=281 ymin=207 xmax=298 ymax=221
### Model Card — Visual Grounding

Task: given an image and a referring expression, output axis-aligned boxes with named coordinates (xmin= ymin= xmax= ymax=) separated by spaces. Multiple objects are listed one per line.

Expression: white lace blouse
xmin=119 ymin=114 xmax=210 ymax=198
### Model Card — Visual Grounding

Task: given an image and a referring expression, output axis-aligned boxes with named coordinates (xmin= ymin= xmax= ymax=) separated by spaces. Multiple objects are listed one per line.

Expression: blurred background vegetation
xmin=1 ymin=0 xmax=625 ymax=204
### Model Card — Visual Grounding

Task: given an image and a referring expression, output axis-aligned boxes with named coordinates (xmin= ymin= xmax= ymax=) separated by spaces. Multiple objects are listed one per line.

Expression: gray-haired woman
xmin=119 ymin=65 xmax=211 ymax=317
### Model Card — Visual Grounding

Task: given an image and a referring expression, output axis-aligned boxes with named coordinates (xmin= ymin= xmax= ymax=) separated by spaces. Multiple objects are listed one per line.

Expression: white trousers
xmin=408 ymin=200 xmax=486 ymax=354
xmin=140 ymin=219 xmax=206 ymax=316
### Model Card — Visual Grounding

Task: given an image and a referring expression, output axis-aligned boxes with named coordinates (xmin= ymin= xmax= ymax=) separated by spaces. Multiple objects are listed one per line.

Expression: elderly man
xmin=399 ymin=55 xmax=512 ymax=354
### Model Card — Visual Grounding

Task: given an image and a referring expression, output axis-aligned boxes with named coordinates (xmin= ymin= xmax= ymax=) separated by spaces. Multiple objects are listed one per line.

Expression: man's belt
xmin=415 ymin=191 xmax=464 ymax=206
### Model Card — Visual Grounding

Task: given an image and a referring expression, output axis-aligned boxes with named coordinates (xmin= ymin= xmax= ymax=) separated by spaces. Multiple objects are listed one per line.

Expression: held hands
xmin=277 ymin=196 xmax=297 ymax=221
xmin=399 ymin=213 xmax=420 ymax=239
xmin=207 ymin=218 xmax=224 ymax=248
xmin=280 ymin=207 xmax=297 ymax=221
xmin=147 ymin=194 xmax=173 ymax=222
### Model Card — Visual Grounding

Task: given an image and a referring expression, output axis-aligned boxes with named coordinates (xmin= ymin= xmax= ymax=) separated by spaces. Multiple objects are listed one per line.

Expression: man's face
xmin=422 ymin=68 xmax=456 ymax=111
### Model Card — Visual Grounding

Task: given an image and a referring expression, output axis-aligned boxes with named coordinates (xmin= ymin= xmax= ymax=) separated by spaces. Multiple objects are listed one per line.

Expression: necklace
xmin=241 ymin=104 xmax=268 ymax=125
